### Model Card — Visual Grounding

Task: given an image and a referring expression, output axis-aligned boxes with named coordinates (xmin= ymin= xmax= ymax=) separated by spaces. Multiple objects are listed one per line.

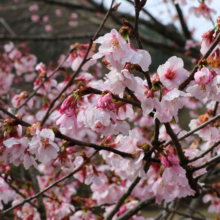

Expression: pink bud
xmin=194 ymin=67 xmax=212 ymax=85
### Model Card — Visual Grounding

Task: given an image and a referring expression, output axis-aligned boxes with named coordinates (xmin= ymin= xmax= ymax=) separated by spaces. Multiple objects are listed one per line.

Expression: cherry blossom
xmin=157 ymin=56 xmax=189 ymax=90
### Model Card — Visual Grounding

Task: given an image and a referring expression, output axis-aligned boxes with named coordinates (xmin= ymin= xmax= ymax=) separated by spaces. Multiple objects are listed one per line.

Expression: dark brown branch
xmin=40 ymin=0 xmax=115 ymax=126
xmin=83 ymin=87 xmax=141 ymax=107
xmin=164 ymin=113 xmax=220 ymax=146
xmin=2 ymin=178 xmax=38 ymax=209
xmin=104 ymin=161 xmax=152 ymax=220
xmin=125 ymin=87 xmax=141 ymax=104
xmin=2 ymin=151 xmax=98 ymax=216
xmin=116 ymin=198 xmax=155 ymax=220
xmin=173 ymin=2 xmax=191 ymax=39
xmin=0 ymin=33 xmax=95 ymax=41
xmin=0 ymin=106 xmax=140 ymax=160
xmin=213 ymin=102 xmax=219 ymax=117
xmin=158 ymin=206 xmax=205 ymax=220
xmin=150 ymin=118 xmax=160 ymax=150
xmin=188 ymin=139 xmax=220 ymax=163
xmin=142 ymin=70 xmax=152 ymax=89
xmin=29 ymin=167 xmax=47 ymax=220
xmin=57 ymin=131 xmax=134 ymax=159
xmin=0 ymin=106 xmax=30 ymax=127
xmin=179 ymin=32 xmax=220 ymax=91
xmin=192 ymin=154 xmax=220 ymax=172
xmin=36 ymin=0 xmax=96 ymax=12
xmin=164 ymin=123 xmax=187 ymax=163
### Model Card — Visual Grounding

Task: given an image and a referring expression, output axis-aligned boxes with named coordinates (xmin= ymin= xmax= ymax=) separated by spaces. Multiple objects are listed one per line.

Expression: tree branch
xmin=179 ymin=32 xmax=220 ymax=91
xmin=164 ymin=113 xmax=220 ymax=146
xmin=2 ymin=177 xmax=38 ymax=209
xmin=0 ymin=33 xmax=95 ymax=41
xmin=29 ymin=167 xmax=47 ymax=220
xmin=116 ymin=198 xmax=155 ymax=220
xmin=173 ymin=2 xmax=191 ymax=39
xmin=188 ymin=139 xmax=220 ymax=163
xmin=16 ymin=48 xmax=73 ymax=111
xmin=83 ymin=87 xmax=141 ymax=107
xmin=2 ymin=151 xmax=98 ymax=216
xmin=0 ymin=106 xmax=141 ymax=160
xmin=40 ymin=0 xmax=115 ymax=126
xmin=104 ymin=161 xmax=152 ymax=220
xmin=192 ymin=154 xmax=220 ymax=172
xmin=164 ymin=123 xmax=187 ymax=163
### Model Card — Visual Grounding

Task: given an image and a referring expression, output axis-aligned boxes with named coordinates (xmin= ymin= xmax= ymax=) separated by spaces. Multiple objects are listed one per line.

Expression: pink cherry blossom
xmin=189 ymin=3 xmax=216 ymax=20
xmin=31 ymin=14 xmax=40 ymax=23
xmin=29 ymin=4 xmax=39 ymax=13
xmin=157 ymin=56 xmax=189 ymax=90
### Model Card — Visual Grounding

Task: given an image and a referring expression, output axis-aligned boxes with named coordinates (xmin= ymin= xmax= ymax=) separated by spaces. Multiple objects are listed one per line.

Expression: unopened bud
xmin=122 ymin=19 xmax=133 ymax=28
xmin=119 ymin=26 xmax=132 ymax=41
xmin=139 ymin=0 xmax=147 ymax=10
xmin=112 ymin=3 xmax=121 ymax=11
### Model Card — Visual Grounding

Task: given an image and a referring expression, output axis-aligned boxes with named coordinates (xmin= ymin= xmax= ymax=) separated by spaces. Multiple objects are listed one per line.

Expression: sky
xmin=94 ymin=0 xmax=220 ymax=42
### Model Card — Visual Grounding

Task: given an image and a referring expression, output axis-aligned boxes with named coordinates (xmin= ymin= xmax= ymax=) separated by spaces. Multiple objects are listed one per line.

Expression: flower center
xmin=165 ymin=71 xmax=175 ymax=79
xmin=111 ymin=39 xmax=119 ymax=50
xmin=199 ymin=76 xmax=205 ymax=82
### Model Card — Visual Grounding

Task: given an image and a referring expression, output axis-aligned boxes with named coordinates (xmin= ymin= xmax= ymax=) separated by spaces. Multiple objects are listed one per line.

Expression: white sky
xmin=95 ymin=0 xmax=220 ymax=42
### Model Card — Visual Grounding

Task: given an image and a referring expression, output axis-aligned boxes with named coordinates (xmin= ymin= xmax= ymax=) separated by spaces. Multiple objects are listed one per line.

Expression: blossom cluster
xmin=1 ymin=2 xmax=220 ymax=219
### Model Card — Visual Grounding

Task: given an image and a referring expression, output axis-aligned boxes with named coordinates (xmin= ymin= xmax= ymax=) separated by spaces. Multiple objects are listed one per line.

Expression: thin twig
xmin=164 ymin=113 xmax=220 ymax=146
xmin=173 ymin=1 xmax=191 ymax=39
xmin=29 ymin=167 xmax=47 ymax=220
xmin=0 ymin=106 xmax=141 ymax=160
xmin=2 ymin=151 xmax=98 ymax=216
xmin=104 ymin=161 xmax=152 ymax=220
xmin=179 ymin=32 xmax=220 ymax=91
xmin=83 ymin=87 xmax=141 ymax=108
xmin=125 ymin=87 xmax=141 ymax=104
xmin=16 ymin=49 xmax=72 ymax=111
xmin=192 ymin=154 xmax=220 ymax=172
xmin=188 ymin=139 xmax=220 ymax=163
xmin=180 ymin=201 xmax=206 ymax=219
xmin=116 ymin=198 xmax=155 ymax=220
xmin=0 ymin=18 xmax=16 ymax=36
xmin=40 ymin=0 xmax=115 ymax=126
xmin=3 ymin=178 xmax=38 ymax=209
